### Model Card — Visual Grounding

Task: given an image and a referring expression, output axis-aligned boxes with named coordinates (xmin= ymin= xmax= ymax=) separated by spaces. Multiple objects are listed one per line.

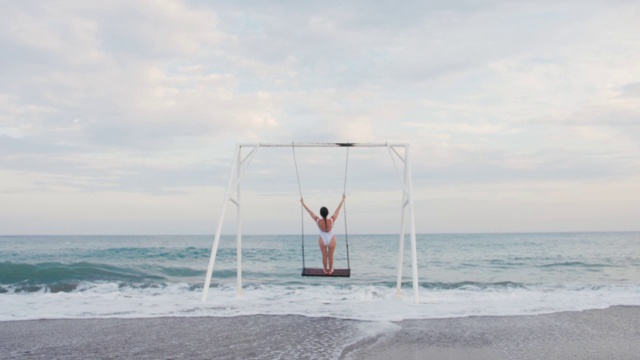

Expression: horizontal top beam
xmin=238 ymin=142 xmax=408 ymax=148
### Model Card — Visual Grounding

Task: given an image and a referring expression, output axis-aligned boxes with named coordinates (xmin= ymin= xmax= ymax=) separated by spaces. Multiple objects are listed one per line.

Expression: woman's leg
xmin=328 ymin=237 xmax=337 ymax=274
xmin=318 ymin=237 xmax=329 ymax=274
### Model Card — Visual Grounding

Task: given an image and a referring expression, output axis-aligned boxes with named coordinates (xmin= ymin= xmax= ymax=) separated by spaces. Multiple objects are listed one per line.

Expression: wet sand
xmin=1 ymin=306 xmax=638 ymax=359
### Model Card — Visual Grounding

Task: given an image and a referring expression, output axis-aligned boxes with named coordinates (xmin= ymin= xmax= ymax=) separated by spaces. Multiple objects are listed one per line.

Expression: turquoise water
xmin=1 ymin=233 xmax=639 ymax=320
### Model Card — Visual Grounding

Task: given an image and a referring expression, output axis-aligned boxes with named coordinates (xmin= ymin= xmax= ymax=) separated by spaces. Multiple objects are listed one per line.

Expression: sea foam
xmin=2 ymin=281 xmax=640 ymax=322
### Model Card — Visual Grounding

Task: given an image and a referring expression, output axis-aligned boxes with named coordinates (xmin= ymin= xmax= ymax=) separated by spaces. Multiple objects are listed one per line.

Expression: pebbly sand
xmin=1 ymin=306 xmax=638 ymax=359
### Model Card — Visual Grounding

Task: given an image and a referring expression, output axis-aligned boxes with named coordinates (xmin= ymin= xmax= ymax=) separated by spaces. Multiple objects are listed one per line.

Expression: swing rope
xmin=343 ymin=147 xmax=350 ymax=270
xmin=291 ymin=142 xmax=305 ymax=270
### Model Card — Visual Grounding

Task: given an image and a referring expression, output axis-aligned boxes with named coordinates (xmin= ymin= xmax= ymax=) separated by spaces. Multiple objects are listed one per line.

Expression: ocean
xmin=1 ymin=232 xmax=639 ymax=322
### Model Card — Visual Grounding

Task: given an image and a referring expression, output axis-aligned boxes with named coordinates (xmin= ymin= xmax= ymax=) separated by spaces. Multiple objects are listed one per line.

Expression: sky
xmin=1 ymin=0 xmax=639 ymax=235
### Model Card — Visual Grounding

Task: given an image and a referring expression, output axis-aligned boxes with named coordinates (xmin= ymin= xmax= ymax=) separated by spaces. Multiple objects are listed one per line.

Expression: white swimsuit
xmin=317 ymin=218 xmax=335 ymax=246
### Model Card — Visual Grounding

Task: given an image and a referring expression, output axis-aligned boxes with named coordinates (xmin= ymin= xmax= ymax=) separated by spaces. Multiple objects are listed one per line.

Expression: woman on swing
xmin=300 ymin=194 xmax=346 ymax=275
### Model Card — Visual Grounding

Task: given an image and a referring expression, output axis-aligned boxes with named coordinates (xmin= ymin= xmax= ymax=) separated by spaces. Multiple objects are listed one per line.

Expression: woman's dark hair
xmin=320 ymin=207 xmax=329 ymax=228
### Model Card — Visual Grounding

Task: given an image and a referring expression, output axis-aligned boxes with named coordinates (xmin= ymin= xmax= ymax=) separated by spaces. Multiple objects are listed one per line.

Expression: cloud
xmin=616 ymin=81 xmax=640 ymax=98
xmin=1 ymin=0 xmax=640 ymax=233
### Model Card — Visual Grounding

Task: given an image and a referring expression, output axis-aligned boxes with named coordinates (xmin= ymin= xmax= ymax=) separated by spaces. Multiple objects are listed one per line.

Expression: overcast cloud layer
xmin=1 ymin=0 xmax=639 ymax=234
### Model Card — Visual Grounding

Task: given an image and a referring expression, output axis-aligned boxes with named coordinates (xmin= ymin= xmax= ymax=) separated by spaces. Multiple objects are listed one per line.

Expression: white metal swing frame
xmin=201 ymin=142 xmax=420 ymax=303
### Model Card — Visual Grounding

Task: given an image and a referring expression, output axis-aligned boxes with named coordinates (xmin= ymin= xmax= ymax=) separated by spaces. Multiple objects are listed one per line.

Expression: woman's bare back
xmin=317 ymin=218 xmax=334 ymax=232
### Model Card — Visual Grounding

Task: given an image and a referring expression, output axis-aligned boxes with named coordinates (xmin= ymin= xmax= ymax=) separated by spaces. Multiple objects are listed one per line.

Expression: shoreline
xmin=1 ymin=306 xmax=639 ymax=359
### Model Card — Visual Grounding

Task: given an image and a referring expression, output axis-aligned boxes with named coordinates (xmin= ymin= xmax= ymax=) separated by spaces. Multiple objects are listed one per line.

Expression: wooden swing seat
xmin=302 ymin=268 xmax=351 ymax=277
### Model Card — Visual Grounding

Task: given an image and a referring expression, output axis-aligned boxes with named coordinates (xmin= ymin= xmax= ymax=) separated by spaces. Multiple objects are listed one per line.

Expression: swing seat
xmin=302 ymin=268 xmax=351 ymax=277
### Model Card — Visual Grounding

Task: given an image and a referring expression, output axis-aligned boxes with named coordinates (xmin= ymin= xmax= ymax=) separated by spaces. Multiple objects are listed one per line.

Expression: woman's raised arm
xmin=300 ymin=198 xmax=319 ymax=221
xmin=331 ymin=194 xmax=346 ymax=220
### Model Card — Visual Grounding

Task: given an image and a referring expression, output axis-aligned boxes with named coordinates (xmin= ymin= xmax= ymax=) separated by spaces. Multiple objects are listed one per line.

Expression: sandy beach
xmin=1 ymin=306 xmax=638 ymax=359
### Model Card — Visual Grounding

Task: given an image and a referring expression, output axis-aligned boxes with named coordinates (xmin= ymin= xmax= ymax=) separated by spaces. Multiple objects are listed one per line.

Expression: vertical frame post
xmin=393 ymin=144 xmax=420 ymax=302
xmin=395 ymin=146 xmax=407 ymax=297
xmin=395 ymin=197 xmax=407 ymax=296
xmin=202 ymin=144 xmax=259 ymax=301
xmin=406 ymin=144 xmax=420 ymax=303
xmin=236 ymin=147 xmax=243 ymax=296
xmin=202 ymin=145 xmax=240 ymax=301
